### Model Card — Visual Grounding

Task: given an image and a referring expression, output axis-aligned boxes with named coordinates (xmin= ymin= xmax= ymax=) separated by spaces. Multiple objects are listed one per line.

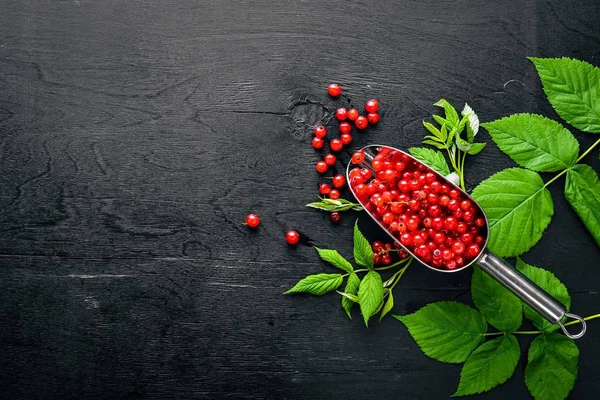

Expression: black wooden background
xmin=1 ymin=1 xmax=599 ymax=399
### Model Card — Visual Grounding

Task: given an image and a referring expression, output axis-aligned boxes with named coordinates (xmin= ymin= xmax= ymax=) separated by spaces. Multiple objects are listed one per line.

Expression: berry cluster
xmin=314 ymin=84 xmax=381 ymax=223
xmin=349 ymin=147 xmax=487 ymax=270
xmin=372 ymin=240 xmax=409 ymax=266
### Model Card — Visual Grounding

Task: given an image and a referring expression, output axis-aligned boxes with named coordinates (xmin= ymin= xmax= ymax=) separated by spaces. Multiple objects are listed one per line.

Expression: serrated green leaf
xmin=453 ymin=334 xmax=520 ymax=397
xmin=379 ymin=291 xmax=394 ymax=322
xmin=423 ymin=121 xmax=445 ymax=140
xmin=482 ymin=114 xmax=579 ymax=172
xmin=471 ymin=267 xmax=522 ymax=332
xmin=315 ymin=247 xmax=353 ymax=273
xmin=433 ymin=114 xmax=447 ymax=127
xmin=516 ymin=258 xmax=570 ymax=332
xmin=565 ymin=164 xmax=600 ymax=247
xmin=409 ymin=147 xmax=451 ymax=176
xmin=285 ymin=273 xmax=343 ymax=295
xmin=307 ymin=198 xmax=363 ymax=212
xmin=471 ymin=168 xmax=554 ymax=257
xmin=423 ymin=139 xmax=448 ymax=150
xmin=337 ymin=290 xmax=359 ymax=303
xmin=358 ymin=270 xmax=384 ymax=326
xmin=525 ymin=333 xmax=579 ymax=400
xmin=434 ymin=99 xmax=460 ymax=127
xmin=467 ymin=142 xmax=486 ymax=155
xmin=462 ymin=103 xmax=479 ymax=142
xmin=353 ymin=221 xmax=374 ymax=269
xmin=529 ymin=57 xmax=600 ymax=133
xmin=456 ymin=137 xmax=471 ymax=152
xmin=341 ymin=272 xmax=361 ymax=319
xmin=394 ymin=301 xmax=487 ymax=363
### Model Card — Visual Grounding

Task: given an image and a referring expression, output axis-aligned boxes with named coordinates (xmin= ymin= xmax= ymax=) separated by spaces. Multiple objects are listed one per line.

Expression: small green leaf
xmin=525 ymin=333 xmax=579 ymax=400
xmin=358 ymin=270 xmax=384 ymax=326
xmin=337 ymin=290 xmax=359 ymax=303
xmin=423 ymin=139 xmax=448 ymax=150
xmin=434 ymin=99 xmax=460 ymax=127
xmin=394 ymin=301 xmax=487 ymax=363
xmin=564 ymin=164 xmax=600 ymax=247
xmin=516 ymin=258 xmax=570 ymax=332
xmin=462 ymin=103 xmax=479 ymax=142
xmin=285 ymin=273 xmax=343 ymax=295
xmin=432 ymin=114 xmax=447 ymax=127
xmin=423 ymin=121 xmax=445 ymax=140
xmin=456 ymin=137 xmax=471 ymax=152
xmin=482 ymin=114 xmax=579 ymax=172
xmin=353 ymin=221 xmax=374 ymax=269
xmin=529 ymin=57 xmax=600 ymax=133
xmin=466 ymin=142 xmax=486 ymax=155
xmin=341 ymin=272 xmax=361 ymax=319
xmin=409 ymin=147 xmax=451 ymax=176
xmin=315 ymin=247 xmax=353 ymax=273
xmin=471 ymin=267 xmax=522 ymax=332
xmin=471 ymin=168 xmax=554 ymax=257
xmin=306 ymin=198 xmax=363 ymax=212
xmin=453 ymin=334 xmax=520 ymax=396
xmin=379 ymin=291 xmax=394 ymax=322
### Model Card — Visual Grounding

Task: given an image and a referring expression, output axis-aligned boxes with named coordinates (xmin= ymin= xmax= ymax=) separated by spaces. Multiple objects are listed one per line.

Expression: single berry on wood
xmin=335 ymin=107 xmax=348 ymax=121
xmin=327 ymin=83 xmax=341 ymax=97
xmin=355 ymin=115 xmax=368 ymax=130
xmin=367 ymin=113 xmax=380 ymax=125
xmin=330 ymin=212 xmax=341 ymax=224
xmin=245 ymin=214 xmax=260 ymax=228
xmin=340 ymin=133 xmax=352 ymax=145
xmin=312 ymin=137 xmax=324 ymax=149
xmin=286 ymin=230 xmax=300 ymax=245
xmin=330 ymin=138 xmax=343 ymax=152
xmin=318 ymin=183 xmax=331 ymax=195
xmin=324 ymin=153 xmax=337 ymax=166
xmin=347 ymin=108 xmax=359 ymax=121
xmin=314 ymin=125 xmax=327 ymax=139
xmin=365 ymin=99 xmax=379 ymax=113
xmin=329 ymin=189 xmax=341 ymax=200
xmin=332 ymin=174 xmax=346 ymax=188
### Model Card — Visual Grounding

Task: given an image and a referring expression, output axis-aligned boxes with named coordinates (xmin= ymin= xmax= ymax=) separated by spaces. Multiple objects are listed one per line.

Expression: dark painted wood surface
xmin=1 ymin=1 xmax=599 ymax=399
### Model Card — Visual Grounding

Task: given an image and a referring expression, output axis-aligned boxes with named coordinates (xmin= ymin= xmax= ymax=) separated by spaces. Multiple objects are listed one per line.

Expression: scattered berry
xmin=330 ymin=138 xmax=343 ymax=152
xmin=324 ymin=153 xmax=337 ymax=166
xmin=365 ymin=99 xmax=379 ymax=113
xmin=245 ymin=214 xmax=260 ymax=228
xmin=332 ymin=174 xmax=346 ymax=188
xmin=330 ymin=212 xmax=342 ymax=224
xmin=351 ymin=150 xmax=365 ymax=164
xmin=336 ymin=107 xmax=348 ymax=121
xmin=312 ymin=137 xmax=324 ymax=149
xmin=339 ymin=122 xmax=352 ymax=135
xmin=316 ymin=161 xmax=328 ymax=173
xmin=318 ymin=183 xmax=331 ymax=195
xmin=355 ymin=115 xmax=368 ymax=130
xmin=314 ymin=125 xmax=327 ymax=139
xmin=329 ymin=189 xmax=341 ymax=200
xmin=340 ymin=133 xmax=353 ymax=145
xmin=347 ymin=108 xmax=359 ymax=121
xmin=367 ymin=113 xmax=380 ymax=125
xmin=286 ymin=230 xmax=300 ymax=245
xmin=327 ymin=83 xmax=341 ymax=97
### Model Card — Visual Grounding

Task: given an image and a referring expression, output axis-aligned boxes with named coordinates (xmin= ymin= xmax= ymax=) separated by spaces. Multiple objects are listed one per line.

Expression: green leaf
xmin=353 ymin=221 xmax=374 ymax=269
xmin=516 ymin=258 xmax=570 ymax=332
xmin=432 ymin=114 xmax=447 ymax=127
xmin=525 ymin=333 xmax=579 ymax=400
xmin=358 ymin=270 xmax=384 ymax=326
xmin=564 ymin=164 xmax=600 ymax=247
xmin=482 ymin=114 xmax=579 ymax=172
xmin=423 ymin=139 xmax=448 ymax=150
xmin=467 ymin=142 xmax=486 ymax=155
xmin=471 ymin=168 xmax=554 ymax=257
xmin=341 ymin=272 xmax=361 ymax=319
xmin=409 ymin=147 xmax=451 ymax=175
xmin=285 ymin=273 xmax=343 ymax=295
xmin=337 ymin=290 xmax=359 ymax=303
xmin=379 ymin=291 xmax=394 ymax=322
xmin=471 ymin=267 xmax=522 ymax=332
xmin=456 ymin=137 xmax=471 ymax=152
xmin=434 ymin=99 xmax=460 ymax=127
xmin=315 ymin=247 xmax=353 ymax=273
xmin=306 ymin=198 xmax=363 ymax=212
xmin=423 ymin=121 xmax=445 ymax=141
xmin=462 ymin=103 xmax=479 ymax=142
xmin=394 ymin=301 xmax=487 ymax=363
xmin=529 ymin=57 xmax=600 ymax=133
xmin=453 ymin=334 xmax=520 ymax=396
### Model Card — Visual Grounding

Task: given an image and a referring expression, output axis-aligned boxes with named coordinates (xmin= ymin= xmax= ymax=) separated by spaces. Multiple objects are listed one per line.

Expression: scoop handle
xmin=477 ymin=251 xmax=586 ymax=339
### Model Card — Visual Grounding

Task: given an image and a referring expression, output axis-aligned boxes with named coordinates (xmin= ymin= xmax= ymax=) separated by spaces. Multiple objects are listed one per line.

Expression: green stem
xmin=459 ymin=150 xmax=467 ymax=191
xmin=564 ymin=313 xmax=600 ymax=327
xmin=483 ymin=313 xmax=600 ymax=337
xmin=576 ymin=137 xmax=600 ymax=163
xmin=543 ymin=168 xmax=569 ymax=189
xmin=389 ymin=258 xmax=413 ymax=290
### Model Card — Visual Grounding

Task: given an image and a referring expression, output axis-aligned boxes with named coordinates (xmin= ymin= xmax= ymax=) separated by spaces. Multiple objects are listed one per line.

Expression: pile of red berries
xmin=348 ymin=147 xmax=487 ymax=270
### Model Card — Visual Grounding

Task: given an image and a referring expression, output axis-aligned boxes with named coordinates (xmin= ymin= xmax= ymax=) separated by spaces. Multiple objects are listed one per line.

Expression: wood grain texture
xmin=1 ymin=0 xmax=599 ymax=398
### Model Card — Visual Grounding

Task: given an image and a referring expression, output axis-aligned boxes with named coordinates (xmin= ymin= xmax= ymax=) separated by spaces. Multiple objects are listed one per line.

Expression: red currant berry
xmin=466 ymin=244 xmax=481 ymax=258
xmin=347 ymin=108 xmax=359 ymax=121
xmin=413 ymin=233 xmax=426 ymax=246
xmin=447 ymin=199 xmax=459 ymax=211
xmin=365 ymin=99 xmax=379 ymax=113
xmin=314 ymin=125 xmax=327 ymax=139
xmin=330 ymin=138 xmax=343 ymax=152
xmin=452 ymin=241 xmax=465 ymax=254
xmin=400 ymin=233 xmax=414 ymax=246
xmin=381 ymin=253 xmax=392 ymax=265
xmin=398 ymin=249 xmax=409 ymax=259
xmin=432 ymin=217 xmax=444 ymax=231
xmin=367 ymin=113 xmax=380 ymax=124
xmin=330 ymin=212 xmax=341 ymax=224
xmin=449 ymin=189 xmax=460 ymax=199
xmin=439 ymin=195 xmax=450 ymax=207
xmin=286 ymin=230 xmax=300 ymax=245
xmin=475 ymin=217 xmax=486 ymax=227
xmin=373 ymin=254 xmax=381 ymax=265
xmin=329 ymin=189 xmax=340 ymax=200
xmin=463 ymin=210 xmax=474 ymax=222
xmin=460 ymin=200 xmax=472 ymax=211
xmin=475 ymin=235 xmax=485 ymax=245
xmin=456 ymin=222 xmax=468 ymax=234
xmin=460 ymin=232 xmax=474 ymax=244
xmin=455 ymin=256 xmax=465 ymax=268
xmin=332 ymin=174 xmax=346 ymax=188
xmin=311 ymin=137 xmax=324 ymax=149
xmin=444 ymin=216 xmax=458 ymax=231
xmin=382 ymin=212 xmax=394 ymax=225
xmin=428 ymin=205 xmax=442 ymax=217
xmin=360 ymin=168 xmax=372 ymax=181
xmin=319 ymin=183 xmax=331 ymax=195
xmin=433 ymin=231 xmax=446 ymax=245
xmin=323 ymin=153 xmax=336 ymax=166
xmin=407 ymin=217 xmax=420 ymax=231
xmin=316 ymin=161 xmax=328 ymax=173
xmin=336 ymin=107 xmax=348 ymax=121
xmin=245 ymin=213 xmax=260 ymax=228
xmin=355 ymin=115 xmax=368 ymax=130
xmin=355 ymin=183 xmax=368 ymax=197
xmin=340 ymin=133 xmax=352 ymax=145
xmin=327 ymin=83 xmax=341 ymax=97
xmin=351 ymin=150 xmax=365 ymax=164
xmin=445 ymin=259 xmax=458 ymax=270
xmin=339 ymin=121 xmax=352 ymax=134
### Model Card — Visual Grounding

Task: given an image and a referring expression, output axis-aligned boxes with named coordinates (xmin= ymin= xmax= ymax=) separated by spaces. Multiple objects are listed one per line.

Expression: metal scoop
xmin=347 ymin=145 xmax=586 ymax=339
